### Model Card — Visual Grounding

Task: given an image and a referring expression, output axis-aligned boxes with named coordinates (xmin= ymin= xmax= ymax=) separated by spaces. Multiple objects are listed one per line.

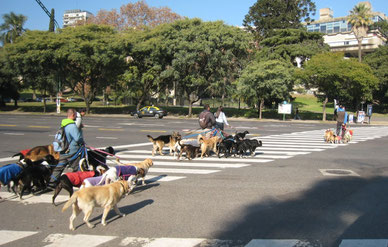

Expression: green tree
xmin=296 ymin=52 xmax=378 ymax=120
xmin=0 ymin=12 xmax=27 ymax=45
xmin=243 ymin=0 xmax=316 ymax=42
xmin=57 ymin=25 xmax=129 ymax=112
xmin=370 ymin=19 xmax=388 ymax=38
xmin=160 ymin=19 xmax=252 ymax=116
xmin=49 ymin=9 xmax=55 ymax=32
xmin=364 ymin=45 xmax=388 ymax=105
xmin=347 ymin=3 xmax=373 ymax=62
xmin=4 ymin=31 xmax=58 ymax=112
xmin=0 ymin=48 xmax=20 ymax=106
xmin=237 ymin=59 xmax=294 ymax=119
xmin=258 ymin=28 xmax=329 ymax=66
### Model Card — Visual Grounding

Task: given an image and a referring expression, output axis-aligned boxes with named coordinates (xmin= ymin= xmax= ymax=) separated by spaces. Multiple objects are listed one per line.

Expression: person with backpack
xmin=198 ymin=104 xmax=216 ymax=130
xmin=48 ymin=108 xmax=84 ymax=188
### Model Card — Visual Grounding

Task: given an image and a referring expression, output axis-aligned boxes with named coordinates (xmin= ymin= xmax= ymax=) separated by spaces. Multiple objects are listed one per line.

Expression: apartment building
xmin=304 ymin=1 xmax=387 ymax=57
xmin=63 ymin=9 xmax=93 ymax=28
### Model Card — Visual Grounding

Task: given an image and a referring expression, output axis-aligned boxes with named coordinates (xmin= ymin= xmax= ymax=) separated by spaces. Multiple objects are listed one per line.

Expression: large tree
xmin=57 ymin=25 xmax=129 ymax=112
xmin=0 ymin=48 xmax=20 ymax=106
xmin=296 ymin=52 xmax=378 ymax=120
xmin=237 ymin=59 xmax=294 ymax=119
xmin=364 ymin=45 xmax=388 ymax=105
xmin=0 ymin=12 xmax=27 ymax=45
xmin=243 ymin=0 xmax=316 ymax=42
xmin=347 ymin=3 xmax=373 ymax=62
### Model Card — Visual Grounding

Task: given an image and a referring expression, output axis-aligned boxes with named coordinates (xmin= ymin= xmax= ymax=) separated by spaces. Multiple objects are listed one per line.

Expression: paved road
xmin=1 ymin=114 xmax=388 ymax=247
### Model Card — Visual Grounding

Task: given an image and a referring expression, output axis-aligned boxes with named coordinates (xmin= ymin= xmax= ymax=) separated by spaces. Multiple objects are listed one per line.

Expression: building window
xmin=344 ymin=41 xmax=349 ymax=45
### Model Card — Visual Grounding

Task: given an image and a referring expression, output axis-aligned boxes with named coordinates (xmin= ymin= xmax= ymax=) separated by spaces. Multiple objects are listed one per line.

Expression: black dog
xmin=52 ymin=166 xmax=105 ymax=206
xmin=235 ymin=139 xmax=262 ymax=157
xmin=217 ymin=138 xmax=237 ymax=158
xmin=234 ymin=131 xmax=249 ymax=141
xmin=80 ymin=146 xmax=114 ymax=171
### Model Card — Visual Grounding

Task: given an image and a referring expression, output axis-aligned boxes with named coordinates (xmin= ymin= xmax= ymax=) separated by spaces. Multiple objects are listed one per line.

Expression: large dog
xmin=82 ymin=146 xmax=114 ymax=171
xmin=52 ymin=166 xmax=106 ymax=206
xmin=62 ymin=180 xmax=130 ymax=230
xmin=13 ymin=144 xmax=60 ymax=163
xmin=198 ymin=135 xmax=221 ymax=158
xmin=217 ymin=138 xmax=237 ymax=158
xmin=147 ymin=132 xmax=181 ymax=156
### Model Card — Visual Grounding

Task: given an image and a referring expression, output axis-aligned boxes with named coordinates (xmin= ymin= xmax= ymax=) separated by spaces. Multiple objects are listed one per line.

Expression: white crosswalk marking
xmin=0 ymin=230 xmax=38 ymax=245
xmin=0 ymin=191 xmax=68 ymax=205
xmin=43 ymin=233 xmax=117 ymax=247
xmin=245 ymin=239 xmax=306 ymax=247
xmin=339 ymin=239 xmax=388 ymax=247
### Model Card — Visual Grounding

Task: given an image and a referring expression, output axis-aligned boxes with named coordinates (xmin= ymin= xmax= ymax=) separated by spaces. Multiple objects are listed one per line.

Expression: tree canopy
xmin=243 ymin=0 xmax=316 ymax=42
xmin=0 ymin=12 xmax=27 ymax=45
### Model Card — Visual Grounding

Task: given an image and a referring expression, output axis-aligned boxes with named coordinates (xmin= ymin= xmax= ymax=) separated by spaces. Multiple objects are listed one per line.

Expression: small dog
xmin=234 ymin=131 xmax=249 ymax=141
xmin=52 ymin=166 xmax=106 ymax=206
xmin=147 ymin=132 xmax=181 ymax=156
xmin=235 ymin=139 xmax=262 ymax=157
xmin=177 ymin=141 xmax=200 ymax=160
xmin=0 ymin=162 xmax=24 ymax=193
xmin=324 ymin=129 xmax=335 ymax=143
xmin=198 ymin=135 xmax=221 ymax=158
xmin=13 ymin=144 xmax=60 ymax=163
xmin=343 ymin=129 xmax=353 ymax=143
xmin=217 ymin=138 xmax=237 ymax=158
xmin=62 ymin=180 xmax=130 ymax=230
xmin=98 ymin=158 xmax=153 ymax=186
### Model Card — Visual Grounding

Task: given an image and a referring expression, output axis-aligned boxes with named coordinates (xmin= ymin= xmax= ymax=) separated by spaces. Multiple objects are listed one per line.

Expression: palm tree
xmin=0 ymin=12 xmax=27 ymax=45
xmin=347 ymin=3 xmax=373 ymax=62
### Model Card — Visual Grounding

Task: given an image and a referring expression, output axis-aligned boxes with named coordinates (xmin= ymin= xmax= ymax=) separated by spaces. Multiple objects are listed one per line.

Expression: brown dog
xmin=324 ymin=129 xmax=335 ymax=143
xmin=177 ymin=141 xmax=200 ymax=160
xmin=62 ymin=180 xmax=130 ymax=230
xmin=147 ymin=132 xmax=181 ymax=156
xmin=198 ymin=135 xmax=221 ymax=158
xmin=13 ymin=144 xmax=59 ymax=162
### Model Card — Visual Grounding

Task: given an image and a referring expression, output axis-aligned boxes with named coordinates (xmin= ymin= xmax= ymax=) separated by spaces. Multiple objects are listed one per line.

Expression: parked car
xmin=130 ymin=106 xmax=167 ymax=119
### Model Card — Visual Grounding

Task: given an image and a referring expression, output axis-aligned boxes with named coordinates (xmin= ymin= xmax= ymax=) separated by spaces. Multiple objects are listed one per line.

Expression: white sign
xmin=357 ymin=111 xmax=365 ymax=123
xmin=278 ymin=103 xmax=292 ymax=114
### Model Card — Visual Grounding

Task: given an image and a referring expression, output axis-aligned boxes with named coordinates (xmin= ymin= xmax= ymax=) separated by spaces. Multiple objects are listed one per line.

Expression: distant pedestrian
xmin=336 ymin=105 xmax=348 ymax=138
xmin=214 ymin=106 xmax=229 ymax=130
xmin=294 ymin=107 xmax=301 ymax=120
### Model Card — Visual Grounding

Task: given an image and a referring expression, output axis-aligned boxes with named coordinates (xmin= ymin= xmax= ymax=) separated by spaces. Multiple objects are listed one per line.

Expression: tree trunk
xmin=259 ymin=98 xmax=264 ymax=119
xmin=358 ymin=39 xmax=362 ymax=63
xmin=188 ymin=101 xmax=193 ymax=117
xmin=43 ymin=98 xmax=47 ymax=113
xmin=322 ymin=96 xmax=328 ymax=121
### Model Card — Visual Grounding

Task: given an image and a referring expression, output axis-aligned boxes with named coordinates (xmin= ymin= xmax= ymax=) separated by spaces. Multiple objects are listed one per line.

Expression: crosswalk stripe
xmin=245 ymin=239 xmax=304 ymax=247
xmin=43 ymin=233 xmax=117 ymax=247
xmin=114 ymin=154 xmax=274 ymax=163
xmin=150 ymin=168 xmax=220 ymax=174
xmin=145 ymin=174 xmax=186 ymax=182
xmin=0 ymin=191 xmax=68 ymax=205
xmin=121 ymin=237 xmax=206 ymax=247
xmin=0 ymin=230 xmax=38 ymax=245
xmin=122 ymin=160 xmax=251 ymax=168
xmin=339 ymin=239 xmax=388 ymax=247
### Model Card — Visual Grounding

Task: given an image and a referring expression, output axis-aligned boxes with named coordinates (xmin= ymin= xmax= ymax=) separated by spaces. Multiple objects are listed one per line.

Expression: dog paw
xmin=70 ymin=227 xmax=75 ymax=231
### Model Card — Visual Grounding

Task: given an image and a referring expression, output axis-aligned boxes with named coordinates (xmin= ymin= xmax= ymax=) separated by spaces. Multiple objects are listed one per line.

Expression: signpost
xmin=278 ymin=101 xmax=292 ymax=121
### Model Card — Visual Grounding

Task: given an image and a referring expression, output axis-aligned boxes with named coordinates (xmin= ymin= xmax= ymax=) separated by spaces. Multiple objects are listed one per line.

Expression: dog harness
xmin=0 ymin=164 xmax=23 ymax=185
xmin=65 ymin=171 xmax=95 ymax=187
xmin=116 ymin=165 xmax=137 ymax=179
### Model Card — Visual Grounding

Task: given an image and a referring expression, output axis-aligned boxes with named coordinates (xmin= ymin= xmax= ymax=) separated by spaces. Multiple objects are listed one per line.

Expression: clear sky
xmin=1 ymin=0 xmax=387 ymax=31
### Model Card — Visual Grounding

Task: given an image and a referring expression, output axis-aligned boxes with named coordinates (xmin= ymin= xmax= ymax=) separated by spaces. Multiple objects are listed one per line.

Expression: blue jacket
xmin=61 ymin=119 xmax=84 ymax=156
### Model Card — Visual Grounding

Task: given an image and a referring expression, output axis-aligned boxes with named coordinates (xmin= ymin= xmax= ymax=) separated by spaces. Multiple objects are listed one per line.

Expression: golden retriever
xmin=62 ymin=180 xmax=130 ymax=231
xmin=198 ymin=135 xmax=221 ymax=158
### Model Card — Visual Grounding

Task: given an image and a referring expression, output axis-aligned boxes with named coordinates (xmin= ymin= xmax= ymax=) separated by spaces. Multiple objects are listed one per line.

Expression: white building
xmin=63 ymin=9 xmax=93 ymax=28
xmin=304 ymin=1 xmax=387 ymax=57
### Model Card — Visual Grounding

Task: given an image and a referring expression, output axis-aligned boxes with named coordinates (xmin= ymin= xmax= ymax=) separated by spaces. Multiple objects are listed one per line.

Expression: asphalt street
xmin=0 ymin=113 xmax=388 ymax=247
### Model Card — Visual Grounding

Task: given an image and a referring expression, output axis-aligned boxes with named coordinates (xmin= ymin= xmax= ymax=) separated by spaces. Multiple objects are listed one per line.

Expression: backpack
xmin=199 ymin=111 xmax=211 ymax=129
xmin=53 ymin=126 xmax=69 ymax=153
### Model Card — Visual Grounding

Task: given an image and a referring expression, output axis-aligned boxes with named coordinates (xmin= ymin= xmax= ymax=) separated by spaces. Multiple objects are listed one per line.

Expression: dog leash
xmin=87 ymin=145 xmax=121 ymax=160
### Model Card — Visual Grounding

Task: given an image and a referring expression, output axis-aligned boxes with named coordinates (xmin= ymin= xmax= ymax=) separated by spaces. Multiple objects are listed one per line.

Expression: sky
xmin=0 ymin=0 xmax=387 ymax=31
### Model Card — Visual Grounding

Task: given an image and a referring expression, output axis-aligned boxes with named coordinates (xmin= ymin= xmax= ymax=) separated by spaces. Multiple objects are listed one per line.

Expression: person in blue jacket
xmin=48 ymin=108 xmax=84 ymax=188
xmin=336 ymin=105 xmax=348 ymax=138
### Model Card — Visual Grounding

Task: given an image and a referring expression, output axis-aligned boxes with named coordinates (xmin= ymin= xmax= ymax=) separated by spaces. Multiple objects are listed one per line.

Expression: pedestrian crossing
xmin=1 ymin=126 xmax=388 ymax=205
xmin=1 ymin=230 xmax=388 ymax=247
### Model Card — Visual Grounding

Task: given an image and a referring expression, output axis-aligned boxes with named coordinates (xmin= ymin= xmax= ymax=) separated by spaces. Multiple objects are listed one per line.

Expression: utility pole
xmin=34 ymin=0 xmax=60 ymax=31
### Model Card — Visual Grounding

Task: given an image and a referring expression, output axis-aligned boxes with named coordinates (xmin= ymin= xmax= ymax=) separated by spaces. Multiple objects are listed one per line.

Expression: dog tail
xmin=96 ymin=172 xmax=108 ymax=186
xmin=147 ymin=135 xmax=154 ymax=142
xmin=62 ymin=192 xmax=78 ymax=212
xmin=12 ymin=152 xmax=23 ymax=159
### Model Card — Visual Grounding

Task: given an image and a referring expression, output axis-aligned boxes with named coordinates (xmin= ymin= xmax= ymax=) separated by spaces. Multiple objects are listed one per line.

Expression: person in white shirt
xmin=75 ymin=108 xmax=86 ymax=129
xmin=214 ymin=106 xmax=229 ymax=130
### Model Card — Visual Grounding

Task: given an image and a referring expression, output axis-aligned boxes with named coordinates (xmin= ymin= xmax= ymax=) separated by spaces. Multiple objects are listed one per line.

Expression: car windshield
xmin=140 ymin=107 xmax=147 ymax=111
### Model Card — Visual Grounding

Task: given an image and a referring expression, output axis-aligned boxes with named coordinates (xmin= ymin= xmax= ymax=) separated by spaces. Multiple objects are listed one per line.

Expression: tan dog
xmin=198 ymin=135 xmax=221 ymax=158
xmin=147 ymin=132 xmax=182 ymax=156
xmin=117 ymin=158 xmax=153 ymax=185
xmin=324 ymin=129 xmax=335 ymax=143
xmin=13 ymin=144 xmax=60 ymax=162
xmin=62 ymin=180 xmax=130 ymax=231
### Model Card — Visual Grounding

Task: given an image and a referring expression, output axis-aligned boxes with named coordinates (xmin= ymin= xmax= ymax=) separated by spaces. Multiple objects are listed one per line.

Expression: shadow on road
xmin=214 ymin=176 xmax=388 ymax=247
